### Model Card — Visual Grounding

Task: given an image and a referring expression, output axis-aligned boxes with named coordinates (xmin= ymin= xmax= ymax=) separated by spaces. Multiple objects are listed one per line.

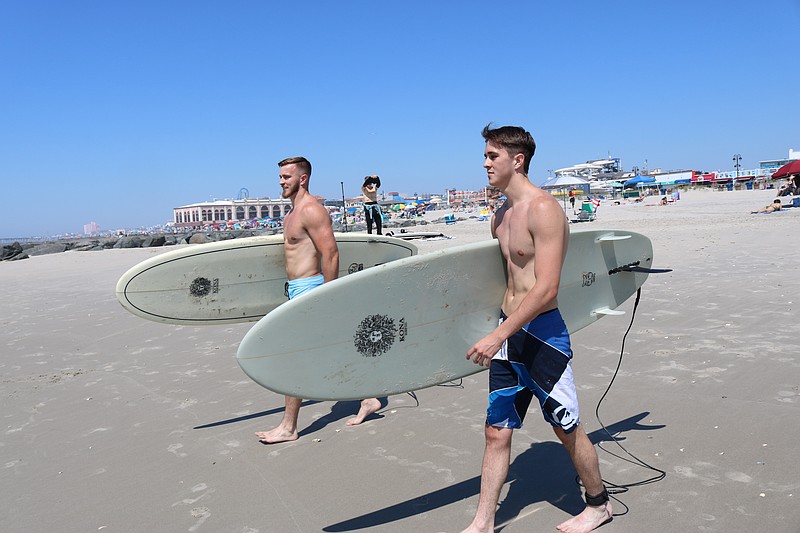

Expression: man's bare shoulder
xmin=526 ymin=187 xmax=568 ymax=233
xmin=296 ymin=195 xmax=329 ymax=223
xmin=523 ymin=186 xmax=561 ymax=213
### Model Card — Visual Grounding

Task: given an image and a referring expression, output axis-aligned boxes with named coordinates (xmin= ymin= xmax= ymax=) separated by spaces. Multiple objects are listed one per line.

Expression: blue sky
xmin=2 ymin=1 xmax=798 ymax=238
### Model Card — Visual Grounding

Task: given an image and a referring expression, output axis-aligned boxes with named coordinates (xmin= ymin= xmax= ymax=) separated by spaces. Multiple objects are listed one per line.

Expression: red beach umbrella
xmin=771 ymin=160 xmax=800 ymax=179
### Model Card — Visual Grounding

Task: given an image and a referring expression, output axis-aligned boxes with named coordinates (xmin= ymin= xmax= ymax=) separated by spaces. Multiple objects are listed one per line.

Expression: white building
xmin=173 ymin=197 xmax=293 ymax=229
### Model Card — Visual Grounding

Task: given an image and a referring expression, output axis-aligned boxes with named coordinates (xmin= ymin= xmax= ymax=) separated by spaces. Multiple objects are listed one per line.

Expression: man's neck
xmin=290 ymin=186 xmax=309 ymax=207
xmin=500 ymin=172 xmax=534 ymax=203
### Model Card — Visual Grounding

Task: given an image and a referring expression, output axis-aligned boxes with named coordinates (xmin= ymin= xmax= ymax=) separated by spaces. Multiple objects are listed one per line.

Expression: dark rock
xmin=188 ymin=234 xmax=211 ymax=244
xmin=142 ymin=236 xmax=166 ymax=247
xmin=1 ymin=242 xmax=24 ymax=261
xmin=27 ymin=242 xmax=69 ymax=256
xmin=113 ymin=236 xmax=144 ymax=249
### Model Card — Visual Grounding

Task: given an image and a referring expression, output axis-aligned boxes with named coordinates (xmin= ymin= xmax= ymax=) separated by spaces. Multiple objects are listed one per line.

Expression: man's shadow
xmin=323 ymin=412 xmax=664 ymax=532
xmin=193 ymin=398 xmax=388 ymax=436
xmin=295 ymin=398 xmax=388 ymax=439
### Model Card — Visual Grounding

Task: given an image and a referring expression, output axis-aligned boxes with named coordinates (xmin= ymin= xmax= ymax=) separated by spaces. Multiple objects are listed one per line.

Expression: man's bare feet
xmin=346 ymin=398 xmax=382 ymax=426
xmin=556 ymin=501 xmax=612 ymax=533
xmin=255 ymin=426 xmax=298 ymax=444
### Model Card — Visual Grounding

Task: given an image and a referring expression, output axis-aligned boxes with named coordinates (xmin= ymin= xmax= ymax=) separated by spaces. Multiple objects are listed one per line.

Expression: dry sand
xmin=1 ymin=188 xmax=798 ymax=532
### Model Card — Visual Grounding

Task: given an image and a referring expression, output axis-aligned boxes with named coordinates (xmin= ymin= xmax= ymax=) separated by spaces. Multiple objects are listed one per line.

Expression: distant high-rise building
xmin=83 ymin=221 xmax=100 ymax=235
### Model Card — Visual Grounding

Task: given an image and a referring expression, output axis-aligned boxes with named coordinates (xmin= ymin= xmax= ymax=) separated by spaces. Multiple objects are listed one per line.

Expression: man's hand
xmin=466 ymin=332 xmax=504 ymax=367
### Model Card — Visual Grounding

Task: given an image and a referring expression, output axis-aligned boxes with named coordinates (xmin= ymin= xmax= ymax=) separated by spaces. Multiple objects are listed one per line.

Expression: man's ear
xmin=514 ymin=152 xmax=525 ymax=171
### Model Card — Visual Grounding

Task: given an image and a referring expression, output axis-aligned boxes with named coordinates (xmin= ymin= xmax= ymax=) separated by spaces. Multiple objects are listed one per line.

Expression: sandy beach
xmin=2 ymin=188 xmax=799 ymax=532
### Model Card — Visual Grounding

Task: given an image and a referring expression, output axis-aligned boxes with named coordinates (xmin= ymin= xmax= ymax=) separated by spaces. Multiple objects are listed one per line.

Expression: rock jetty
xmin=0 ymin=217 xmax=439 ymax=262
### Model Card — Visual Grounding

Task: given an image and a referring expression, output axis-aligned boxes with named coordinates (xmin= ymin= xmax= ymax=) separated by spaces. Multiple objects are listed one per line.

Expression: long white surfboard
xmin=237 ymin=229 xmax=654 ymax=400
xmin=116 ymin=234 xmax=417 ymax=325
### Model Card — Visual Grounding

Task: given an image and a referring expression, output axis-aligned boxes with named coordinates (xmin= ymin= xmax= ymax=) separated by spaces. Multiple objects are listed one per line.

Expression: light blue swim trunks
xmin=287 ymin=274 xmax=324 ymax=300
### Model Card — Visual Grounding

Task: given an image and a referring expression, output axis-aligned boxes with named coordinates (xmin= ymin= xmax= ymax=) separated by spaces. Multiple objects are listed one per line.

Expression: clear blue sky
xmin=2 ymin=1 xmax=798 ymax=238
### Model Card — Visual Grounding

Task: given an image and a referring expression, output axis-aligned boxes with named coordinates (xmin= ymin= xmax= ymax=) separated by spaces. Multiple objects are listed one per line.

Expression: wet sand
xmin=1 ymin=188 xmax=798 ymax=532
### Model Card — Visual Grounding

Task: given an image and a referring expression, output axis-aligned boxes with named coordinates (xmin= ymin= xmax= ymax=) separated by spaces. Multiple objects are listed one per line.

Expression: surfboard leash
xmin=609 ymin=261 xmax=673 ymax=276
xmin=586 ymin=287 xmax=668 ymax=515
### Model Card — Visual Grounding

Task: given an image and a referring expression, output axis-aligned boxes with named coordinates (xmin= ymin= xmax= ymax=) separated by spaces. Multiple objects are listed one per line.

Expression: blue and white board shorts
xmin=287 ymin=274 xmax=324 ymax=300
xmin=487 ymin=309 xmax=580 ymax=433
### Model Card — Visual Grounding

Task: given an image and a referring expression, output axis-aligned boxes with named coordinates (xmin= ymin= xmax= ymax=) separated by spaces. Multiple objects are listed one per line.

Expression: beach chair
xmin=576 ymin=201 xmax=596 ymax=222
xmin=445 ymin=213 xmax=456 ymax=225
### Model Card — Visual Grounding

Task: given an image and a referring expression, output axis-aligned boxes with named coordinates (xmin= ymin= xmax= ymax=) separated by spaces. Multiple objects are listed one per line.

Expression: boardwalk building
xmin=173 ymin=197 xmax=292 ymax=229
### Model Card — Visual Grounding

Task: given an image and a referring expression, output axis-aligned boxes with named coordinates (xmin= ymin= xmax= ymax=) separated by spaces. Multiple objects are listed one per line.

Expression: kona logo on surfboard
xmin=189 ymin=277 xmax=219 ymax=297
xmin=354 ymin=314 xmax=400 ymax=357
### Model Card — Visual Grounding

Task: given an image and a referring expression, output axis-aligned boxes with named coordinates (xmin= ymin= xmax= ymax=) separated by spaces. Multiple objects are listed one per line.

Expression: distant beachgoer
xmin=569 ymin=190 xmax=576 ymax=210
xmin=254 ymin=157 xmax=382 ymax=445
xmin=751 ymin=199 xmax=782 ymax=214
xmin=362 ymin=175 xmax=382 ymax=235
xmin=777 ymin=182 xmax=792 ymax=197
xmin=460 ymin=124 xmax=611 ymax=533
xmin=777 ymin=177 xmax=799 ymax=197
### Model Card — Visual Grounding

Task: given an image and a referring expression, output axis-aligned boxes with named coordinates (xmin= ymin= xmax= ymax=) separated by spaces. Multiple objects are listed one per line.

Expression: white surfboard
xmin=236 ymin=229 xmax=655 ymax=400
xmin=115 ymin=234 xmax=417 ymax=325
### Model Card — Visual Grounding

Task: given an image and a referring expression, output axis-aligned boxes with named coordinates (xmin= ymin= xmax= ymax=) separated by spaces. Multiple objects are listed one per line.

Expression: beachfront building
xmin=759 ymin=148 xmax=799 ymax=172
xmin=173 ymin=197 xmax=293 ymax=229
xmin=446 ymin=187 xmax=501 ymax=207
xmin=554 ymin=158 xmax=624 ymax=182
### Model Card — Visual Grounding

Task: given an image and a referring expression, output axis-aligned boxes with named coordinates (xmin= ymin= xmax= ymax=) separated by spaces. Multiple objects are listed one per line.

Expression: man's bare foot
xmin=255 ymin=426 xmax=298 ymax=444
xmin=346 ymin=398 xmax=382 ymax=426
xmin=556 ymin=501 xmax=612 ymax=533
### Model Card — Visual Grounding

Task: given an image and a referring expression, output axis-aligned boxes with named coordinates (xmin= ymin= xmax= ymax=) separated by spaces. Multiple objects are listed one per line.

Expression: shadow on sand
xmin=323 ymin=412 xmax=664 ymax=532
xmin=193 ymin=398 xmax=389 ymax=437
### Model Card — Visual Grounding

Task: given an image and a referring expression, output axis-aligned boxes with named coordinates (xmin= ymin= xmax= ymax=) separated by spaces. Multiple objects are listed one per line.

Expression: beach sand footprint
xmin=167 ymin=443 xmax=187 ymax=458
xmin=776 ymin=390 xmax=798 ymax=403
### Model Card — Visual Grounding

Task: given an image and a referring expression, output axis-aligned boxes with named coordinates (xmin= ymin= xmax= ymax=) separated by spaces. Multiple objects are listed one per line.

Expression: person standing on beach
xmin=361 ymin=175 xmax=383 ymax=234
xmin=254 ymin=157 xmax=382 ymax=444
xmin=460 ymin=125 xmax=612 ymax=533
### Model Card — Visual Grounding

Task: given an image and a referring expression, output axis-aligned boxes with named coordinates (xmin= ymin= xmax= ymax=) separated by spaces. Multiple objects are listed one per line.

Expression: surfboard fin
xmin=596 ymin=233 xmax=632 ymax=242
xmin=592 ymin=307 xmax=626 ymax=316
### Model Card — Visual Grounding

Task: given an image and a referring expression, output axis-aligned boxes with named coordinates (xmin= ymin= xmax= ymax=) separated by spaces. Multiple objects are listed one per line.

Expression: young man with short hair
xmin=254 ymin=157 xmax=381 ymax=444
xmin=461 ymin=125 xmax=612 ymax=533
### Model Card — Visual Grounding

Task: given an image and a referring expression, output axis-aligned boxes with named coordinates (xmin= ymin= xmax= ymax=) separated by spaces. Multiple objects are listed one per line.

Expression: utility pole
xmin=340 ymin=181 xmax=348 ymax=233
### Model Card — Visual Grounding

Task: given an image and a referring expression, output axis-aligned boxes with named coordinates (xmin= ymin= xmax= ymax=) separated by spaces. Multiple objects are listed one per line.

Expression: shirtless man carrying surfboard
xmin=460 ymin=126 xmax=612 ymax=533
xmin=254 ymin=157 xmax=381 ymax=444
